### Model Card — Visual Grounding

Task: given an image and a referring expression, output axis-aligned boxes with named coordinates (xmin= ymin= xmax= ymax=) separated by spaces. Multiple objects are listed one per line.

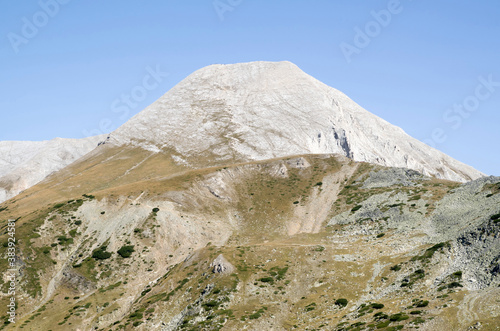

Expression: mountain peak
xmin=109 ymin=62 xmax=483 ymax=182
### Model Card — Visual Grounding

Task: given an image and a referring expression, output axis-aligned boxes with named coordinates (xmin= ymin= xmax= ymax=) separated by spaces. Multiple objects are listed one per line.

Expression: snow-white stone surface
xmin=0 ymin=136 xmax=105 ymax=203
xmin=110 ymin=61 xmax=483 ymax=182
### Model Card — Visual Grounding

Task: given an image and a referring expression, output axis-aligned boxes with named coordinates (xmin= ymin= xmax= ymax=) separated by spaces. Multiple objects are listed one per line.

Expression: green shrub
xmin=202 ymin=301 xmax=219 ymax=310
xmin=414 ymin=300 xmax=429 ymax=308
xmin=388 ymin=203 xmax=404 ymax=208
xmin=74 ymin=220 xmax=82 ymax=226
xmin=269 ymin=266 xmax=288 ymax=281
xmin=371 ymin=303 xmax=384 ymax=309
xmin=374 ymin=312 xmax=389 ymax=320
xmin=335 ymin=298 xmax=348 ymax=307
xmin=249 ymin=312 xmax=261 ymax=319
xmin=92 ymin=246 xmax=112 ymax=260
xmin=390 ymin=264 xmax=401 ymax=272
xmin=376 ymin=233 xmax=385 ymax=238
xmin=389 ymin=313 xmax=409 ymax=321
xmin=152 ymin=208 xmax=160 ymax=213
xmin=448 ymin=282 xmax=462 ymax=288
xmin=117 ymin=245 xmax=135 ymax=258
xmin=305 ymin=303 xmax=316 ymax=312
xmin=351 ymin=205 xmax=362 ymax=212
xmin=376 ymin=320 xmax=391 ymax=328
xmin=412 ymin=317 xmax=426 ymax=324
xmin=129 ymin=312 xmax=143 ymax=320
xmin=57 ymin=236 xmax=73 ymax=245
xmin=259 ymin=277 xmax=274 ymax=283
xmin=413 ymin=242 xmax=448 ymax=261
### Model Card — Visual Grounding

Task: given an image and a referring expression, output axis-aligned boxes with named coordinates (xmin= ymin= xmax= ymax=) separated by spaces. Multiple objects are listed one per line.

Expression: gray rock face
xmin=60 ymin=267 xmax=96 ymax=294
xmin=431 ymin=176 xmax=500 ymax=290
xmin=161 ymin=284 xmax=214 ymax=331
xmin=210 ymin=254 xmax=235 ymax=274
xmin=110 ymin=61 xmax=483 ymax=182
xmin=0 ymin=135 xmax=105 ymax=203
xmin=329 ymin=172 xmax=500 ymax=290
xmin=361 ymin=168 xmax=427 ymax=189
xmin=453 ymin=219 xmax=500 ymax=290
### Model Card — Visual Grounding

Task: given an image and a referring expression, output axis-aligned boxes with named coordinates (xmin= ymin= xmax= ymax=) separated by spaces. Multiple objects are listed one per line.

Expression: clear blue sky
xmin=0 ymin=1 xmax=498 ymax=175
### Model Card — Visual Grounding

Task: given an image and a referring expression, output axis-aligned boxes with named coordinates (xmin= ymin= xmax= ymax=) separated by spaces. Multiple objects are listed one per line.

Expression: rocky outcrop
xmin=361 ymin=168 xmax=427 ymax=189
xmin=60 ymin=267 xmax=96 ymax=295
xmin=210 ymin=254 xmax=235 ymax=274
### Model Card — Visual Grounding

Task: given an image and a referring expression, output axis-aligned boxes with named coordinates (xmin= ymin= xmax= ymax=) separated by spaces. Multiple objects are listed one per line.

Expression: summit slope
xmin=110 ymin=61 xmax=483 ymax=182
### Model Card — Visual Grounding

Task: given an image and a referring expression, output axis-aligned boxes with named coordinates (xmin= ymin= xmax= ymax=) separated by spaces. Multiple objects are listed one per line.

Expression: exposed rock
xmin=286 ymin=157 xmax=311 ymax=169
xmin=161 ymin=284 xmax=214 ymax=331
xmin=361 ymin=168 xmax=427 ymax=189
xmin=330 ymin=172 xmax=500 ymax=291
xmin=210 ymin=254 xmax=235 ymax=274
xmin=109 ymin=61 xmax=483 ymax=182
xmin=0 ymin=135 xmax=105 ymax=203
xmin=60 ymin=267 xmax=96 ymax=295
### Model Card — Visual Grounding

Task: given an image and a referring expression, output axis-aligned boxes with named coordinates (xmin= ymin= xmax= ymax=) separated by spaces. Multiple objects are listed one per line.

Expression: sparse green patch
xmin=411 ymin=242 xmax=449 ymax=262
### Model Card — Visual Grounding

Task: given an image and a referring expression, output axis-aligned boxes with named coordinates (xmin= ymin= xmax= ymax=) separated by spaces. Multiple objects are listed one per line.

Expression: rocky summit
xmin=0 ymin=62 xmax=497 ymax=331
xmin=110 ymin=61 xmax=483 ymax=182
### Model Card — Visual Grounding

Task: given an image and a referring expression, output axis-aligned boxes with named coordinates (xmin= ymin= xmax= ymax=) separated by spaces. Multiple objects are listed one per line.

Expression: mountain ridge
xmin=0 ymin=135 xmax=105 ymax=203
xmin=0 ymin=61 xmax=485 ymax=205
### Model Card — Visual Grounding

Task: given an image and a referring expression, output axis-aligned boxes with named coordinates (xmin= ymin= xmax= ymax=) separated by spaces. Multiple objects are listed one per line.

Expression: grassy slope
xmin=0 ymin=150 xmax=498 ymax=330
